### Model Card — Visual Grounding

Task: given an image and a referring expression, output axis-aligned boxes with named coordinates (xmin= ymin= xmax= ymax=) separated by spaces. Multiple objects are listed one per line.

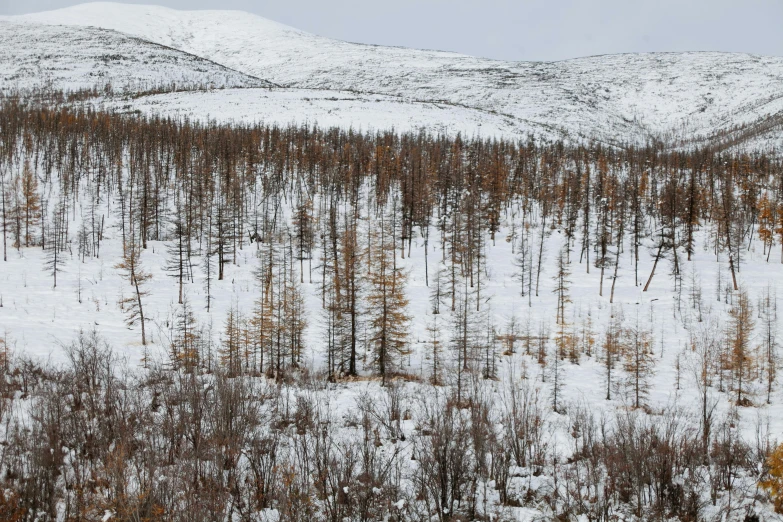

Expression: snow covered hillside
xmin=0 ymin=20 xmax=271 ymax=93
xmin=97 ymin=87 xmax=537 ymax=139
xmin=5 ymin=2 xmax=783 ymax=150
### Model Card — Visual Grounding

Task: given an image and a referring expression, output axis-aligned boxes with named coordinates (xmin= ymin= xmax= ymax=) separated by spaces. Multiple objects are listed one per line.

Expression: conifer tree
xmin=7 ymin=171 xmax=21 ymax=251
xmin=513 ymin=222 xmax=532 ymax=302
xmin=728 ymin=287 xmax=754 ymax=405
xmin=203 ymin=211 xmax=215 ymax=311
xmin=44 ymin=199 xmax=67 ymax=288
xmin=166 ymin=201 xmax=191 ymax=305
xmin=451 ymin=277 xmax=480 ymax=402
xmin=21 ymin=161 xmax=41 ymax=247
xmin=761 ymin=443 xmax=783 ymax=513
xmin=340 ymin=216 xmax=363 ymax=375
xmin=323 ymin=280 xmax=345 ymax=381
xmin=622 ymin=319 xmax=654 ymax=409
xmin=426 ymin=315 xmax=443 ymax=385
xmin=171 ymin=292 xmax=199 ymax=370
xmin=222 ymin=305 xmax=243 ymax=376
xmin=292 ymin=197 xmax=315 ymax=283
xmin=603 ymin=312 xmax=622 ymax=401
xmin=480 ymin=302 xmax=497 ymax=379
xmin=116 ymin=238 xmax=151 ymax=346
xmin=282 ymin=235 xmax=308 ymax=367
xmin=550 ymin=335 xmax=565 ymax=412
xmin=553 ymin=248 xmax=571 ymax=329
xmin=0 ymin=164 xmax=8 ymax=262
xmin=691 ymin=324 xmax=720 ymax=458
xmin=760 ymin=286 xmax=777 ymax=404
xmin=251 ymin=282 xmax=274 ymax=377
xmin=758 ymin=192 xmax=775 ymax=262
xmin=501 ymin=312 xmax=521 ymax=356
xmin=367 ymin=209 xmax=410 ymax=384
xmin=595 ymin=193 xmax=611 ymax=296
xmin=429 ymin=263 xmax=446 ymax=315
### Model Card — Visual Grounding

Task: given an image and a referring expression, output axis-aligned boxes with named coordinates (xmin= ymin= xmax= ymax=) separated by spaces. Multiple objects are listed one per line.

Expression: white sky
xmin=2 ymin=0 xmax=782 ymax=61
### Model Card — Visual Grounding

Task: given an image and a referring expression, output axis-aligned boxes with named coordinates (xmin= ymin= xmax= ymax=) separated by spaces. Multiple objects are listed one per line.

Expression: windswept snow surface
xmin=0 ymin=20 xmax=271 ymax=93
xmin=97 ymin=87 xmax=538 ymax=140
xmin=8 ymin=2 xmax=783 ymax=150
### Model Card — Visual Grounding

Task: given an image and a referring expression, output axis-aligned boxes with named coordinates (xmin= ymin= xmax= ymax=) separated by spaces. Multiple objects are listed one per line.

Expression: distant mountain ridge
xmin=0 ymin=20 xmax=271 ymax=94
xmin=3 ymin=2 xmax=782 ymax=152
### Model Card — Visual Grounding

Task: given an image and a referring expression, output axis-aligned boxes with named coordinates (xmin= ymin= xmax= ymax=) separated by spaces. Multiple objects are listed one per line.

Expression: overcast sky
xmin=2 ymin=0 xmax=782 ymax=61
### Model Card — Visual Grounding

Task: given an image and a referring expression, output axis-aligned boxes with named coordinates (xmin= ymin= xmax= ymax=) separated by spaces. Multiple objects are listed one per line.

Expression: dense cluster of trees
xmin=2 ymin=94 xmax=783 ymax=519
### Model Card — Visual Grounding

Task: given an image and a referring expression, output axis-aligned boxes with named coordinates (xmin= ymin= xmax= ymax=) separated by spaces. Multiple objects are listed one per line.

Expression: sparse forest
xmin=2 ymin=92 xmax=783 ymax=521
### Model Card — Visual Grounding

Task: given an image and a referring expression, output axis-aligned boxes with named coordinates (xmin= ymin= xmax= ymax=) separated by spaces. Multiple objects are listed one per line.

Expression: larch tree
xmin=43 ymin=199 xmax=67 ymax=288
xmin=552 ymin=247 xmax=577 ymax=363
xmin=622 ymin=319 xmax=654 ymax=409
xmin=203 ymin=210 xmax=216 ymax=311
xmin=757 ymin=192 xmax=775 ymax=262
xmin=7 ymin=171 xmax=21 ymax=251
xmin=221 ymin=305 xmax=243 ymax=376
xmin=691 ymin=323 xmax=720 ymax=458
xmin=252 ymin=233 xmax=284 ymax=377
xmin=116 ymin=239 xmax=151 ymax=346
xmin=292 ymin=197 xmax=316 ymax=283
xmin=761 ymin=443 xmax=783 ymax=514
xmin=170 ymin=292 xmax=200 ymax=371
xmin=367 ymin=209 xmax=410 ymax=384
xmin=595 ymin=191 xmax=611 ymax=296
xmin=450 ymin=277 xmax=482 ymax=403
xmin=480 ymin=301 xmax=498 ymax=379
xmin=340 ymin=215 xmax=363 ymax=376
xmin=426 ymin=314 xmax=443 ymax=385
xmin=282 ymin=232 xmax=308 ymax=368
xmin=553 ymin=248 xmax=571 ymax=332
xmin=0 ymin=163 xmax=8 ymax=261
xmin=603 ymin=312 xmax=623 ymax=401
xmin=759 ymin=285 xmax=778 ymax=404
xmin=513 ymin=222 xmax=532 ymax=300
xmin=728 ymin=287 xmax=754 ymax=405
xmin=549 ymin=332 xmax=565 ymax=412
xmin=429 ymin=262 xmax=448 ymax=315
xmin=21 ymin=161 xmax=41 ymax=247
xmin=165 ymin=196 xmax=191 ymax=305
xmin=608 ymin=180 xmax=626 ymax=304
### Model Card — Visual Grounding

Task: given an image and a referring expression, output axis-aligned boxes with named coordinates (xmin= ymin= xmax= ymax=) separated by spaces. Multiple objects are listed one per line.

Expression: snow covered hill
xmin=6 ymin=2 xmax=783 ymax=151
xmin=0 ymin=20 xmax=271 ymax=93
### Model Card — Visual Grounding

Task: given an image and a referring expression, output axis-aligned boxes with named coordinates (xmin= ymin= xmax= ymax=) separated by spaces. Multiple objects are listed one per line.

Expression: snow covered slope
xmin=8 ymin=2 xmax=783 ymax=150
xmin=98 ymin=87 xmax=539 ymax=140
xmin=0 ymin=20 xmax=271 ymax=93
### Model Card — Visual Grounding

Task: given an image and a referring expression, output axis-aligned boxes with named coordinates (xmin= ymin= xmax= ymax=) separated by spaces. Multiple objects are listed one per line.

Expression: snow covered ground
xmin=3 ymin=2 xmax=783 ymax=151
xmin=95 ymin=87 xmax=540 ymax=140
xmin=2 ymin=194 xmax=782 ymax=455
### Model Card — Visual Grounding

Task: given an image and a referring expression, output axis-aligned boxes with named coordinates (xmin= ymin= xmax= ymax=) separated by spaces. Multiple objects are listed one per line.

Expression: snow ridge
xmin=0 ymin=20 xmax=271 ymax=94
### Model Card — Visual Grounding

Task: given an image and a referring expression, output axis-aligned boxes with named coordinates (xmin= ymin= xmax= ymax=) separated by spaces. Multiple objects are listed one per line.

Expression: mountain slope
xmin=99 ymin=87 xmax=545 ymax=140
xmin=6 ymin=2 xmax=783 ymax=150
xmin=0 ymin=20 xmax=272 ymax=93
